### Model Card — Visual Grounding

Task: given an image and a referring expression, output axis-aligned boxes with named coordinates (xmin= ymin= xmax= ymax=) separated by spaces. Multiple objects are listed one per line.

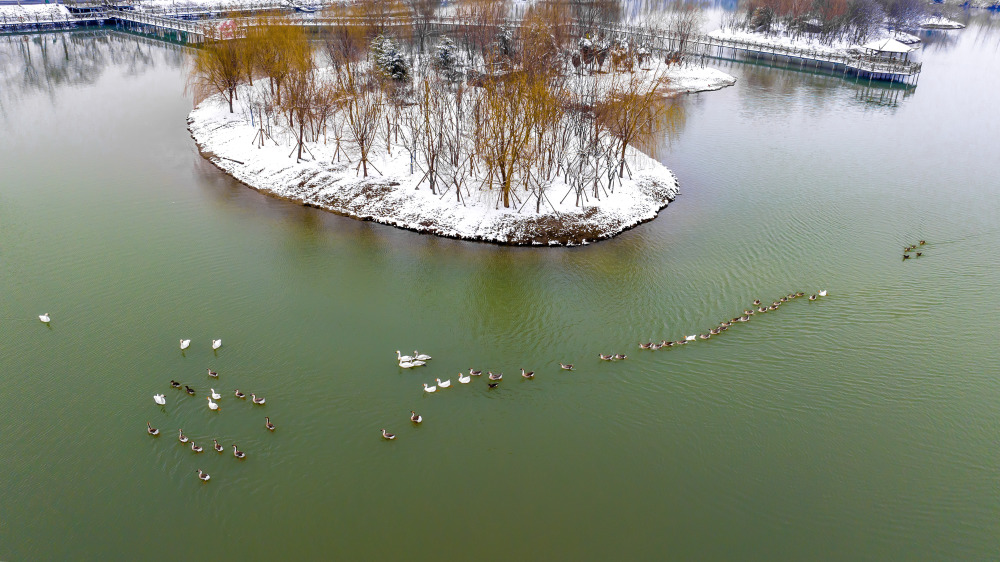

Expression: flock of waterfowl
xmin=381 ymin=290 xmax=827 ymax=439
xmin=903 ymin=240 xmax=927 ymax=260
xmin=143 ymin=338 xmax=274 ymax=483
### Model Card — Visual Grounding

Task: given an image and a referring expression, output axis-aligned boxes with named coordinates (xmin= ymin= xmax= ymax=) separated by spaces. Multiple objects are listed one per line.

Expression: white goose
xmin=458 ymin=373 xmax=471 ymax=384
xmin=212 ymin=339 xmax=222 ymax=350
xmin=38 ymin=313 xmax=51 ymax=323
xmin=435 ymin=377 xmax=451 ymax=389
xmin=422 ymin=383 xmax=437 ymax=393
xmin=413 ymin=350 xmax=432 ymax=361
xmin=180 ymin=339 xmax=191 ymax=350
xmin=818 ymin=290 xmax=828 ymax=297
xmin=685 ymin=335 xmax=697 ymax=341
xmin=396 ymin=350 xmax=414 ymax=363
xmin=210 ymin=388 xmax=221 ymax=400
xmin=153 ymin=394 xmax=166 ymax=405
xmin=207 ymin=397 xmax=219 ymax=411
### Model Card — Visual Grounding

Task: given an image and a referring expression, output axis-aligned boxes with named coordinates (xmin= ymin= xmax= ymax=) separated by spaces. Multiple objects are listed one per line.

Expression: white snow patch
xmin=0 ymin=4 xmax=71 ymax=22
xmin=187 ymin=88 xmax=692 ymax=245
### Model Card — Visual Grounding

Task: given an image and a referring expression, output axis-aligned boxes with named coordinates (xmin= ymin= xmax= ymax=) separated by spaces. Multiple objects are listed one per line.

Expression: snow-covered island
xmin=188 ymin=21 xmax=735 ymax=246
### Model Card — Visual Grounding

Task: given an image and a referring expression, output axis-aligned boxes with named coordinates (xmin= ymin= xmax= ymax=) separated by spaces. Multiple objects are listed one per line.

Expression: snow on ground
xmin=186 ymin=68 xmax=731 ymax=245
xmin=709 ymin=27 xmax=857 ymax=56
xmin=662 ymin=64 xmax=736 ymax=93
xmin=0 ymin=3 xmax=71 ymax=22
xmin=189 ymin=92 xmax=677 ymax=245
xmin=921 ymin=16 xmax=966 ymax=30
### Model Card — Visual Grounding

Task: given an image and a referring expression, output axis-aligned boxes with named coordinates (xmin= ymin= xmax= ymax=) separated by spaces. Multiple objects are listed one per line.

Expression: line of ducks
xmin=421 ymin=367 xmax=540 ymax=393
xmin=163 ymin=376 xmax=266 ymax=409
xmin=636 ymin=290 xmax=827 ymax=347
xmin=179 ymin=339 xmax=222 ymax=351
xmin=903 ymin=240 xmax=926 ymax=260
xmin=397 ymin=350 xmax=432 ymax=369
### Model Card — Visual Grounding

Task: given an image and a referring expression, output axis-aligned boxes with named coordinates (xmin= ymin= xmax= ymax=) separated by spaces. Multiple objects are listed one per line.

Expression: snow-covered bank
xmin=0 ymin=4 xmax=71 ymax=22
xmin=708 ymin=26 xmax=929 ymax=56
xmin=188 ymin=69 xmax=731 ymax=246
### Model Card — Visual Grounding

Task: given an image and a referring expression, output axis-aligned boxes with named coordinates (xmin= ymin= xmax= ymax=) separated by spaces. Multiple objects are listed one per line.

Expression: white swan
xmin=399 ymin=361 xmax=416 ymax=369
xmin=458 ymin=373 xmax=471 ymax=384
xmin=207 ymin=397 xmax=219 ymax=410
xmin=210 ymin=388 xmax=221 ymax=400
xmin=180 ymin=339 xmax=191 ymax=350
xmin=818 ymin=290 xmax=828 ymax=297
xmin=435 ymin=378 xmax=451 ymax=389
xmin=396 ymin=350 xmax=414 ymax=363
xmin=685 ymin=335 xmax=697 ymax=341
xmin=412 ymin=360 xmax=426 ymax=367
xmin=422 ymin=383 xmax=436 ymax=393
xmin=38 ymin=313 xmax=50 ymax=323
xmin=212 ymin=339 xmax=222 ymax=350
xmin=153 ymin=394 xmax=166 ymax=405
xmin=413 ymin=350 xmax=432 ymax=361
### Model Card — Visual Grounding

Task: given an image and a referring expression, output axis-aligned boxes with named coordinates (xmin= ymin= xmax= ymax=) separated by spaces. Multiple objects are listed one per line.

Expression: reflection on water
xmin=0 ymin=30 xmax=188 ymax=117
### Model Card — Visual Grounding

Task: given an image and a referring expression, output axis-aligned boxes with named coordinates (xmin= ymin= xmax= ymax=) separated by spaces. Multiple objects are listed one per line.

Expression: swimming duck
xmin=613 ymin=354 xmax=627 ymax=360
xmin=458 ymin=373 xmax=471 ymax=384
xmin=423 ymin=383 xmax=437 ymax=393
xmin=147 ymin=422 xmax=159 ymax=436
xmin=410 ymin=411 xmax=422 ymax=423
xmin=265 ymin=417 xmax=275 ymax=431
xmin=396 ymin=350 xmax=414 ymax=363
xmin=818 ymin=290 xmax=827 ymax=297
xmin=234 ymin=389 xmax=246 ymax=399
xmin=153 ymin=394 xmax=166 ymax=405
xmin=795 ymin=292 xmax=805 ymax=297
xmin=903 ymin=254 xmax=911 ymax=259
xmin=745 ymin=309 xmax=755 ymax=315
xmin=560 ymin=363 xmax=574 ymax=370
xmin=196 ymin=469 xmax=210 ymax=482
xmin=599 ymin=354 xmax=614 ymax=361
xmin=639 ymin=342 xmax=653 ymax=349
xmin=520 ymin=369 xmax=534 ymax=379
xmin=178 ymin=429 xmax=189 ymax=443
xmin=675 ymin=340 xmax=688 ymax=345
xmin=413 ymin=351 xmax=432 ymax=361
xmin=488 ymin=382 xmax=499 ymax=389
xmin=809 ymin=294 xmax=817 ymax=301
xmin=779 ymin=297 xmax=788 ymax=302
xmin=207 ymin=397 xmax=219 ymax=411
xmin=210 ymin=388 xmax=221 ymax=400
xmin=380 ymin=429 xmax=395 ymax=440
xmin=753 ymin=299 xmax=761 ymax=306
xmin=699 ymin=334 xmax=711 ymax=340
xmin=469 ymin=369 xmax=483 ymax=376
xmin=916 ymin=252 xmax=922 ymax=256
xmin=662 ymin=341 xmax=673 ymax=347
xmin=232 ymin=444 xmax=246 ymax=459
xmin=709 ymin=329 xmax=720 ymax=336
xmin=649 ymin=343 xmax=662 ymax=350
xmin=768 ymin=305 xmax=778 ymax=311
xmin=191 ymin=441 xmax=204 ymax=453
xmin=251 ymin=394 xmax=265 ymax=405
xmin=170 ymin=380 xmax=181 ymax=388
xmin=185 ymin=386 xmax=196 ymax=395
xmin=436 ymin=378 xmax=451 ymax=389
xmin=772 ymin=302 xmax=781 ymax=307
xmin=213 ymin=439 xmax=224 ymax=453
xmin=180 ymin=339 xmax=190 ymax=350
xmin=758 ymin=307 xmax=767 ymax=313
xmin=740 ymin=315 xmax=750 ymax=322
xmin=488 ymin=372 xmax=503 ymax=381
xmin=919 ymin=240 xmax=925 ymax=245
xmin=207 ymin=369 xmax=218 ymax=378
xmin=720 ymin=321 xmax=732 ymax=328
xmin=38 ymin=313 xmax=50 ymax=323
xmin=212 ymin=339 xmax=222 ymax=350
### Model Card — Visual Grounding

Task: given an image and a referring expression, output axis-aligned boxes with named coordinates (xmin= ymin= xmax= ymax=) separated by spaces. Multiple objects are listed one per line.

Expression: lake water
xmin=1 ymin=15 xmax=998 ymax=560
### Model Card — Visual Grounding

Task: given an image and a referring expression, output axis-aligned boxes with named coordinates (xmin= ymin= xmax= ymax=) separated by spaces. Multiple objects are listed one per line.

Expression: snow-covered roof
xmin=860 ymin=38 xmax=914 ymax=53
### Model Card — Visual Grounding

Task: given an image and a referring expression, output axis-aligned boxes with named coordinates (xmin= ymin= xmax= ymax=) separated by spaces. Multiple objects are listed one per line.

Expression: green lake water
xmin=1 ymin=17 xmax=998 ymax=559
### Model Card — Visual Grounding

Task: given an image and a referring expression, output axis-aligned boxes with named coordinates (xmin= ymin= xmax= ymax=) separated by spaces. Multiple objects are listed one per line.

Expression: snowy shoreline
xmin=188 ymin=66 xmax=735 ymax=246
